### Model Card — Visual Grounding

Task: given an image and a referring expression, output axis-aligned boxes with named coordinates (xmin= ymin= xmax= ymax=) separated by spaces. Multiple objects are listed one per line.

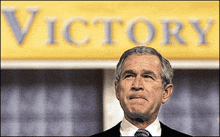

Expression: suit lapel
xmin=112 ymin=122 xmax=121 ymax=136
xmin=160 ymin=122 xmax=169 ymax=137
xmin=105 ymin=122 xmax=121 ymax=137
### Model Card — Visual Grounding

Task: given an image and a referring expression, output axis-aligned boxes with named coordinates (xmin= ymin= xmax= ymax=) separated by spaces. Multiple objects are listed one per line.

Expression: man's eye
xmin=143 ymin=75 xmax=154 ymax=80
xmin=124 ymin=75 xmax=133 ymax=79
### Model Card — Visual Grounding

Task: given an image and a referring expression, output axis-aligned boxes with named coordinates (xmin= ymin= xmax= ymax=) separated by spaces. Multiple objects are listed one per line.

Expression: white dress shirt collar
xmin=120 ymin=117 xmax=161 ymax=136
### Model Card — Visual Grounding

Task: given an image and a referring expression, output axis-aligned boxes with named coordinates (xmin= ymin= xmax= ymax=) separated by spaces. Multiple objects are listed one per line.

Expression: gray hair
xmin=115 ymin=46 xmax=173 ymax=88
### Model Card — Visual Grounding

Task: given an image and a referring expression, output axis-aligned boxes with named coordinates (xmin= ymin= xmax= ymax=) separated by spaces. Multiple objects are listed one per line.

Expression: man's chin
xmin=128 ymin=112 xmax=150 ymax=120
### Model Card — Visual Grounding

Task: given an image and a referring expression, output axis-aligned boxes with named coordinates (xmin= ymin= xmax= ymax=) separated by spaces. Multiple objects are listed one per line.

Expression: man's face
xmin=115 ymin=54 xmax=172 ymax=122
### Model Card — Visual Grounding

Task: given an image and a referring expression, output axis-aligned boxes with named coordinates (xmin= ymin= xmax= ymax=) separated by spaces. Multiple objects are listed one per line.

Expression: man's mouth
xmin=129 ymin=95 xmax=146 ymax=100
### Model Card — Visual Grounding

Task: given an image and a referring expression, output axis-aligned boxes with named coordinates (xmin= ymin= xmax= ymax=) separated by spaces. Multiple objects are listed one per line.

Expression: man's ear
xmin=162 ymin=84 xmax=173 ymax=104
xmin=115 ymin=81 xmax=120 ymax=100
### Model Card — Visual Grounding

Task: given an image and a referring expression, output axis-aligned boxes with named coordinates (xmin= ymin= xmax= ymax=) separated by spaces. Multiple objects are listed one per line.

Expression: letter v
xmin=2 ymin=7 xmax=39 ymax=45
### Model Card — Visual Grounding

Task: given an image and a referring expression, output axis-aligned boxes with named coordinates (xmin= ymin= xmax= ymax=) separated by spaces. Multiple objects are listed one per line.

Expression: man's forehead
xmin=119 ymin=54 xmax=162 ymax=77
xmin=122 ymin=54 xmax=162 ymax=68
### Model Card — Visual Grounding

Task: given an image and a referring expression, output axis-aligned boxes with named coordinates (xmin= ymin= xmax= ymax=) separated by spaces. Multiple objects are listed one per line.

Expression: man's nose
xmin=132 ymin=76 xmax=143 ymax=91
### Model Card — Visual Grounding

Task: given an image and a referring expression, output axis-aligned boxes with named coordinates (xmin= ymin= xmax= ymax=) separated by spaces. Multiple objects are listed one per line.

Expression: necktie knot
xmin=135 ymin=129 xmax=152 ymax=137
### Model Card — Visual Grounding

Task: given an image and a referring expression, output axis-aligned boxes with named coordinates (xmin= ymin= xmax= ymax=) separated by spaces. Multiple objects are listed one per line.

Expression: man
xmin=91 ymin=46 xmax=192 ymax=137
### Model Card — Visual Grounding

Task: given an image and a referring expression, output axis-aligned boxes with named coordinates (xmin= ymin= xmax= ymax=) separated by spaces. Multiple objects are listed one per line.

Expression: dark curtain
xmin=1 ymin=70 xmax=103 ymax=136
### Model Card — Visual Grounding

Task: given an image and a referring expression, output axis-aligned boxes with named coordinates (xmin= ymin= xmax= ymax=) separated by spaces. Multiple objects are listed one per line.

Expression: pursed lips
xmin=129 ymin=95 xmax=147 ymax=101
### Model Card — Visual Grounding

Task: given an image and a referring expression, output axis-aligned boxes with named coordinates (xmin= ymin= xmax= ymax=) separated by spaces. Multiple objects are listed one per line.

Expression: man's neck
xmin=125 ymin=115 xmax=157 ymax=129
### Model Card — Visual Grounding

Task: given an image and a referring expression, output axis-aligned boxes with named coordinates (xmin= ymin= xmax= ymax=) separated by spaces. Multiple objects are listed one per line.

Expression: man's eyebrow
xmin=142 ymin=69 xmax=157 ymax=78
xmin=122 ymin=70 xmax=136 ymax=76
xmin=121 ymin=69 xmax=158 ymax=78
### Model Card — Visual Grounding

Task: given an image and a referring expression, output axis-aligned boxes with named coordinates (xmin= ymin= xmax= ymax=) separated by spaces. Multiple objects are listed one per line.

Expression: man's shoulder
xmin=90 ymin=122 xmax=121 ymax=137
xmin=160 ymin=122 xmax=192 ymax=137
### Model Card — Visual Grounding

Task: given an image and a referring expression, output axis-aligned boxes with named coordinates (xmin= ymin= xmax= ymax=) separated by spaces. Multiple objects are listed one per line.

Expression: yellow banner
xmin=1 ymin=1 xmax=219 ymax=59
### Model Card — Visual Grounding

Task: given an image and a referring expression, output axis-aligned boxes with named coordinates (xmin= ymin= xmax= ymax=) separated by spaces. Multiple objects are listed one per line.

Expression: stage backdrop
xmin=1 ymin=1 xmax=219 ymax=60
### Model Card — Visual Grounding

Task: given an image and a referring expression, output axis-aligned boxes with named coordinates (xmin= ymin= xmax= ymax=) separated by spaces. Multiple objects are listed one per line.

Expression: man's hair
xmin=115 ymin=46 xmax=173 ymax=88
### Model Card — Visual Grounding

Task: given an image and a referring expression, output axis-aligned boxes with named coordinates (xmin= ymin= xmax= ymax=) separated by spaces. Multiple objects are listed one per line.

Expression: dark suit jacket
xmin=91 ymin=122 xmax=192 ymax=137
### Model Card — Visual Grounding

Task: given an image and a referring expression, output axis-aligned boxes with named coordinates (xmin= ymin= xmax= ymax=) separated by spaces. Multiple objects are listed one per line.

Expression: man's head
xmin=114 ymin=46 xmax=174 ymax=123
xmin=115 ymin=46 xmax=173 ymax=89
